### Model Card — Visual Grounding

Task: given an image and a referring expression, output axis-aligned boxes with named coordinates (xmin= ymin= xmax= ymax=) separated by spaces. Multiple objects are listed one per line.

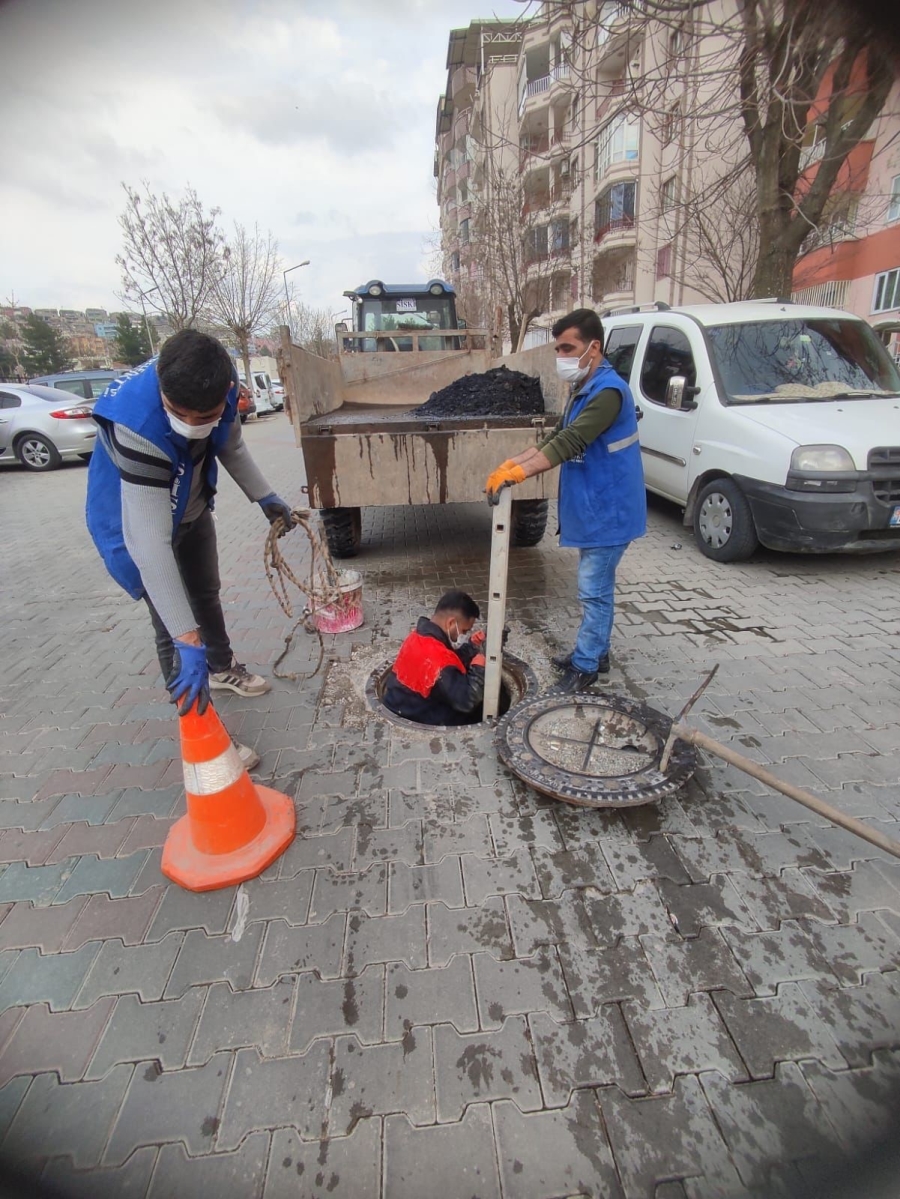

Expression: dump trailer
xmin=279 ymin=278 xmax=564 ymax=558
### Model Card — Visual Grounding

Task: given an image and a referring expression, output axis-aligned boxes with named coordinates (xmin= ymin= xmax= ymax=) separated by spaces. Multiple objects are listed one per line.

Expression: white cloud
xmin=0 ymin=0 xmax=527 ymax=314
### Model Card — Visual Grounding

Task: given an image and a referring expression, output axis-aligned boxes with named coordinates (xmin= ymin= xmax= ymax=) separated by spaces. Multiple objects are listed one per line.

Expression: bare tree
xmin=207 ymin=223 xmax=284 ymax=386
xmin=290 ymin=302 xmax=337 ymax=359
xmin=551 ymin=0 xmax=896 ymax=299
xmin=656 ymin=160 xmax=761 ymax=302
xmin=464 ymin=157 xmax=563 ymax=351
xmin=117 ymin=182 xmax=224 ymax=330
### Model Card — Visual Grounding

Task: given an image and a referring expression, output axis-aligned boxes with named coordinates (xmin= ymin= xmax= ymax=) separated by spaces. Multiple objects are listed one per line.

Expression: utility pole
xmin=282 ymin=260 xmax=310 ymax=339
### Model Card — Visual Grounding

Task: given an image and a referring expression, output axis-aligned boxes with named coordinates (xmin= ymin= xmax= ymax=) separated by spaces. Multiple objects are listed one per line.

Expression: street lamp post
xmin=137 ymin=285 xmax=160 ymax=355
xmin=282 ymin=260 xmax=310 ymax=339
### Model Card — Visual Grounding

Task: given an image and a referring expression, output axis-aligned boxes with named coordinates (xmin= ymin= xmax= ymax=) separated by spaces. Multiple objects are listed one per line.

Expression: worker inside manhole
xmin=382 ymin=589 xmax=507 ymax=727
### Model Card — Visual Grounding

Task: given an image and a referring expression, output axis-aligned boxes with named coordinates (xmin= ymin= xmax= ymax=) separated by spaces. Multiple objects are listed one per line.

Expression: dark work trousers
xmin=144 ymin=508 xmax=234 ymax=683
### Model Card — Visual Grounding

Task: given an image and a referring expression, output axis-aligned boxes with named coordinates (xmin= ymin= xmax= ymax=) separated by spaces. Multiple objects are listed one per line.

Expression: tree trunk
xmin=507 ymin=303 xmax=520 ymax=352
xmin=240 ymin=332 xmax=252 ymax=391
xmin=750 ymin=235 xmax=796 ymax=299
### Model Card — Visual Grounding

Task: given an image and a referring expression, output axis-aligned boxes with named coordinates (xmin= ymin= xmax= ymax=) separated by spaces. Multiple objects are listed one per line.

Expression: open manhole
xmin=495 ymin=691 xmax=697 ymax=808
xmin=366 ymin=652 xmax=536 ymax=734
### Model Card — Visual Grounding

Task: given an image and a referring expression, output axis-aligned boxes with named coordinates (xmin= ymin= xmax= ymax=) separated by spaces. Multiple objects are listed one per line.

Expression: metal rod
xmin=659 ymin=664 xmax=719 ymax=773
xmin=672 ymin=723 xmax=900 ymax=861
xmin=482 ymin=487 xmax=512 ymax=721
xmin=581 ymin=718 xmax=605 ymax=771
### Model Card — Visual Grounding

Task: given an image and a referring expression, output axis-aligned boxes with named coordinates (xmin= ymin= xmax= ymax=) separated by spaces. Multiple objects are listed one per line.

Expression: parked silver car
xmin=0 ymin=383 xmax=98 ymax=471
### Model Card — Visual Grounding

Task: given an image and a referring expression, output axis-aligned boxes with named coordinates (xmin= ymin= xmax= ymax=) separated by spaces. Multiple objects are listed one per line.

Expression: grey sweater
xmin=99 ymin=418 xmax=271 ymax=638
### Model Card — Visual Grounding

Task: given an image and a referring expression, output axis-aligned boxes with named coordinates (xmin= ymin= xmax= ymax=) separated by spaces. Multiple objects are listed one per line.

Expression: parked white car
xmin=240 ymin=373 xmax=274 ymax=416
xmin=601 ymin=300 xmax=900 ymax=560
xmin=269 ymin=377 xmax=285 ymax=410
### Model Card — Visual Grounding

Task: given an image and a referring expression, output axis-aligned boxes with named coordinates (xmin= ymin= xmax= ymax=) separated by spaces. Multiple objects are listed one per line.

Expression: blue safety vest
xmin=557 ymin=360 xmax=647 ymax=548
xmin=85 ymin=358 xmax=237 ymax=599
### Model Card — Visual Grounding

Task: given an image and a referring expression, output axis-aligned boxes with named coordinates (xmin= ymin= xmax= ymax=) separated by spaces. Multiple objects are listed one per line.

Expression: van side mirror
xmin=665 ymin=375 xmax=699 ymax=410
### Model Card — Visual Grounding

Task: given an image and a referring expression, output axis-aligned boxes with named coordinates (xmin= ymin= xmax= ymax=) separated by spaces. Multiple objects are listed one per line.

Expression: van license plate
xmin=892 ymin=506 xmax=900 ymax=527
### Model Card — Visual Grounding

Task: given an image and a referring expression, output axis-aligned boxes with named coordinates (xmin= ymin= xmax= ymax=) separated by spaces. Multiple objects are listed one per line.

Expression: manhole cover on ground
xmin=496 ymin=691 xmax=697 ymax=808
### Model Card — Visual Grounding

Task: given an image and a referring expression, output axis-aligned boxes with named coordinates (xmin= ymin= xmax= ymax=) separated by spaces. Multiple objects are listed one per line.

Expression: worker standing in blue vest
xmin=485 ymin=309 xmax=646 ymax=694
xmin=86 ymin=329 xmax=294 ymax=769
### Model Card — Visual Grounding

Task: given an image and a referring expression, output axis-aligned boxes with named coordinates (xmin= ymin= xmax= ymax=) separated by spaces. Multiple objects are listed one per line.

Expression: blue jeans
xmin=571 ymin=543 xmax=628 ymax=672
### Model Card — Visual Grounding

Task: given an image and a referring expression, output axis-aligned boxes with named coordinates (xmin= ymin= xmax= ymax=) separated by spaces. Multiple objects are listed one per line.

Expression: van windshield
xmin=706 ymin=318 xmax=900 ymax=404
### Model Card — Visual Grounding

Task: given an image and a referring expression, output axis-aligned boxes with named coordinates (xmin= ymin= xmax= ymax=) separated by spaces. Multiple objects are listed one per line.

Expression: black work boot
xmin=553 ymin=666 xmax=600 ymax=694
xmin=551 ymin=652 xmax=609 ymax=674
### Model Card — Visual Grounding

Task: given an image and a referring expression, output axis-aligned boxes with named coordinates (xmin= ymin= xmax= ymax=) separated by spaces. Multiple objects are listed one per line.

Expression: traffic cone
xmin=161 ymin=701 xmax=295 ymax=892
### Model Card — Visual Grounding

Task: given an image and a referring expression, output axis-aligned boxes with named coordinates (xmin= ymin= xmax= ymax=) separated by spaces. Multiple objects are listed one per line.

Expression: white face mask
xmin=555 ymin=343 xmax=597 ymax=386
xmin=166 ymin=411 xmax=220 ymax=440
xmin=449 ymin=620 xmax=471 ymax=650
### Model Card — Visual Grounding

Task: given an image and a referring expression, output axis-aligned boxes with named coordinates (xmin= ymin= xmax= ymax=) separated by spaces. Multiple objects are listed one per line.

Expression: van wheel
xmin=321 ymin=507 xmax=362 ymax=558
xmin=693 ymin=478 xmax=759 ymax=562
xmin=511 ymin=499 xmax=549 ymax=547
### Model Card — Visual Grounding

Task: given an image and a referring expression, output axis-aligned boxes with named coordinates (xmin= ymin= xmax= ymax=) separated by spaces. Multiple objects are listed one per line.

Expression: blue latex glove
xmin=259 ymin=492 xmax=293 ymax=531
xmin=165 ymin=640 xmax=210 ymax=717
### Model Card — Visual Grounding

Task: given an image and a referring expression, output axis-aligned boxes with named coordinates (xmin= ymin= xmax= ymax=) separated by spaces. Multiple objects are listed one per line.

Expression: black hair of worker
xmin=158 ymin=328 xmax=235 ymax=413
xmin=434 ymin=590 xmax=480 ymax=621
xmin=551 ymin=308 xmax=605 ymax=349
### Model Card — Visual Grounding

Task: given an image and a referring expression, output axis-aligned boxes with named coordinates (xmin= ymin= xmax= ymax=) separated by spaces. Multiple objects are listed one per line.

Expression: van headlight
xmin=786 ymin=444 xmax=858 ymax=493
xmin=791 ymin=445 xmax=855 ymax=472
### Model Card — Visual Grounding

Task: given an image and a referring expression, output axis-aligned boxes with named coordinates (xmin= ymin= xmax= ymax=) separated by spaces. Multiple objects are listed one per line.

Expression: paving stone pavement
xmin=2 ymin=414 xmax=900 ymax=1197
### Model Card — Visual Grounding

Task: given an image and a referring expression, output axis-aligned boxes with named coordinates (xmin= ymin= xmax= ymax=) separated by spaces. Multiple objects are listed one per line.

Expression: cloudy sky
xmin=0 ymin=0 xmax=527 ymax=320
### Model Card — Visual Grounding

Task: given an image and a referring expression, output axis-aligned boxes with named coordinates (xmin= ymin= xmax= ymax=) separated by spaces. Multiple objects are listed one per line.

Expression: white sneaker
xmin=210 ymin=662 xmax=271 ymax=697
xmin=231 ymin=737 xmax=261 ymax=772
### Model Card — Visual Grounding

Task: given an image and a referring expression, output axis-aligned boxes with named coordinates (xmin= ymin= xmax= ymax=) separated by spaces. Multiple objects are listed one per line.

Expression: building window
xmin=526 ymin=224 xmax=549 ymax=262
xmin=594 ymin=180 xmax=636 ymax=241
xmin=661 ymin=177 xmax=676 ymax=211
xmin=889 ymin=175 xmax=900 ymax=223
xmin=873 ymin=268 xmax=900 ymax=314
xmin=450 ymin=251 xmax=461 ymax=273
xmin=656 ymin=244 xmax=673 ymax=278
xmin=459 ymin=218 xmax=470 ymax=246
xmin=596 ymin=116 xmax=639 ymax=179
xmin=550 ymin=218 xmax=570 ymax=255
xmin=662 ymin=103 xmax=680 ymax=146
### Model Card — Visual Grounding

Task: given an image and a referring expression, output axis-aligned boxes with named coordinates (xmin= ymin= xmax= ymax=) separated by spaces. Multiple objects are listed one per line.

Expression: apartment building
xmin=436 ymin=1 xmax=899 ymax=349
xmin=436 ymin=3 xmax=722 ymax=347
xmin=791 ymin=79 xmax=900 ymax=361
xmin=435 ymin=18 xmax=523 ymax=333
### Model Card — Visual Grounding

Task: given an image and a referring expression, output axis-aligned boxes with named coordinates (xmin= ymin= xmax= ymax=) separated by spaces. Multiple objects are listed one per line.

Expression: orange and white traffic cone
xmin=161 ymin=701 xmax=295 ymax=892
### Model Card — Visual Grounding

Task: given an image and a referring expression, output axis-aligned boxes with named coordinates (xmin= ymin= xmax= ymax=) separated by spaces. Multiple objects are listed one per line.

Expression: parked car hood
xmin=738 ymin=397 xmax=900 ymax=469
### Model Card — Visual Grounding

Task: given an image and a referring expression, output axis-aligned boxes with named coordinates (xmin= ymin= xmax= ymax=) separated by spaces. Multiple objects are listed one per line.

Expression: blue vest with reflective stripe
xmin=85 ymin=358 xmax=237 ymax=599
xmin=557 ymin=360 xmax=647 ymax=549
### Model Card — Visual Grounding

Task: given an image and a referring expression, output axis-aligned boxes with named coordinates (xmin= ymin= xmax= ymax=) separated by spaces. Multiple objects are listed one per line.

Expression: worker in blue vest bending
xmin=485 ymin=308 xmax=646 ymax=695
xmin=86 ymin=329 xmax=294 ymax=770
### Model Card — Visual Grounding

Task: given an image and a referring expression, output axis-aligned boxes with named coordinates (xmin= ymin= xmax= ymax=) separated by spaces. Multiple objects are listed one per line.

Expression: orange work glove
xmin=470 ymin=654 xmax=486 ymax=668
xmin=470 ymin=630 xmax=486 ymax=648
xmin=485 ymin=463 xmax=526 ymax=500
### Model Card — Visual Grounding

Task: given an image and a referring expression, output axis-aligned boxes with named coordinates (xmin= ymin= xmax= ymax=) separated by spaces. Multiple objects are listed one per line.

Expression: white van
xmin=240 ymin=372 xmax=274 ymax=416
xmin=600 ymin=300 xmax=900 ymax=561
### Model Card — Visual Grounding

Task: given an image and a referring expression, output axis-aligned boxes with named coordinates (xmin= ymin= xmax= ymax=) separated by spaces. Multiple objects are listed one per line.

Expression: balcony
xmin=519 ymin=129 xmax=572 ymax=171
xmin=596 ymin=117 xmax=639 ymax=186
xmin=594 ymin=180 xmax=637 ymax=244
xmin=518 ymin=63 xmax=572 ymax=117
xmin=592 ymin=246 xmax=636 ymax=303
xmin=451 ymin=65 xmax=477 ymax=103
xmin=595 ymin=1 xmax=645 ymax=61
xmin=791 ymin=280 xmax=850 ymax=308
